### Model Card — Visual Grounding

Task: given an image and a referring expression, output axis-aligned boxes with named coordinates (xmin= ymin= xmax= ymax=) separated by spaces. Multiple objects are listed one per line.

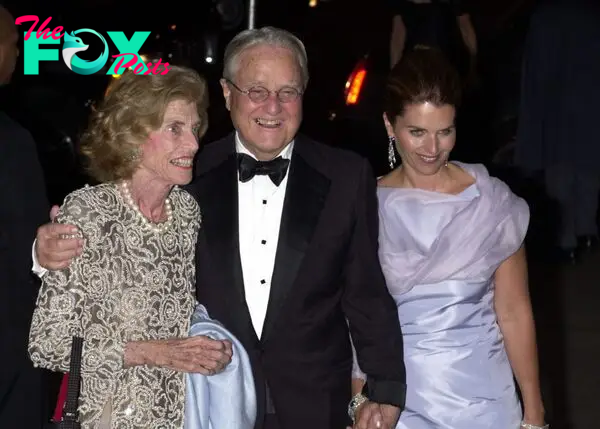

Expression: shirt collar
xmin=235 ymin=131 xmax=294 ymax=161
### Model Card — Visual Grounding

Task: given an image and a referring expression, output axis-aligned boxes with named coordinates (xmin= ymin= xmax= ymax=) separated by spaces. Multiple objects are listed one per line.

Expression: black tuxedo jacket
xmin=0 ymin=111 xmax=49 ymax=427
xmin=186 ymin=133 xmax=406 ymax=429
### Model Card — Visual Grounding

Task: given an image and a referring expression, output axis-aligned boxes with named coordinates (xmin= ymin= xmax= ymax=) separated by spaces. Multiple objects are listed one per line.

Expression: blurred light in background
xmin=345 ymin=60 xmax=367 ymax=105
xmin=203 ymin=33 xmax=218 ymax=65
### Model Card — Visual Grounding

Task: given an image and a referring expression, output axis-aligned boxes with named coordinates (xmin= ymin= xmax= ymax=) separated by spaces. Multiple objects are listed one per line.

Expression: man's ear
xmin=220 ymin=78 xmax=231 ymax=111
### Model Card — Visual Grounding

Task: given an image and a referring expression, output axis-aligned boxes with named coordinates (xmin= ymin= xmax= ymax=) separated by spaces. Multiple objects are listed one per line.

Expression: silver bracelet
xmin=347 ymin=393 xmax=368 ymax=423
xmin=521 ymin=422 xmax=549 ymax=429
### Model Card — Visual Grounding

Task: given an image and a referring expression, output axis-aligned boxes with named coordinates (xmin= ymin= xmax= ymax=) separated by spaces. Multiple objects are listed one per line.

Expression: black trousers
xmin=264 ymin=414 xmax=281 ymax=429
xmin=0 ymin=366 xmax=46 ymax=429
xmin=545 ymin=163 xmax=600 ymax=249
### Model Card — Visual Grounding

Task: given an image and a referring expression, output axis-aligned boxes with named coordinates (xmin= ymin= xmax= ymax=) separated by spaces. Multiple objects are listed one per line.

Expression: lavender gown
xmin=364 ymin=162 xmax=528 ymax=428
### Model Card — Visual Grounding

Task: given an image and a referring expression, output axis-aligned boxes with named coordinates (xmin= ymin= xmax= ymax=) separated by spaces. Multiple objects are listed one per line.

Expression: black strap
xmin=61 ymin=336 xmax=84 ymax=426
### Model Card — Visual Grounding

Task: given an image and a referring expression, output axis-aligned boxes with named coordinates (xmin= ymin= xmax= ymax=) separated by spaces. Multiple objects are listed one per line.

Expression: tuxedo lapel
xmin=260 ymin=147 xmax=330 ymax=342
xmin=196 ymin=142 xmax=259 ymax=346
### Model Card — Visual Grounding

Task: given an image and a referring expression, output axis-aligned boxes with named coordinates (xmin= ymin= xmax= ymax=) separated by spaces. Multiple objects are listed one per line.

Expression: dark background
xmin=7 ymin=2 xmax=577 ymax=426
xmin=3 ymin=0 xmax=537 ymax=200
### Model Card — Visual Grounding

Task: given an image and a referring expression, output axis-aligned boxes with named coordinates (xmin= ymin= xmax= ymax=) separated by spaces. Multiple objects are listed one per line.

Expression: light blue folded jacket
xmin=184 ymin=304 xmax=257 ymax=429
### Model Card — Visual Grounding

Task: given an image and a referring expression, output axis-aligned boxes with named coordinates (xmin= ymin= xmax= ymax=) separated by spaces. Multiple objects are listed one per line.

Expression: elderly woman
xmin=351 ymin=48 xmax=547 ymax=429
xmin=28 ymin=67 xmax=256 ymax=429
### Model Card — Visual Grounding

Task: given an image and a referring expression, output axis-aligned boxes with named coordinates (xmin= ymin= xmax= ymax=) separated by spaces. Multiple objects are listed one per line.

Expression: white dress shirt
xmin=32 ymin=241 xmax=46 ymax=276
xmin=235 ymin=134 xmax=293 ymax=338
xmin=32 ymin=133 xmax=293 ymax=339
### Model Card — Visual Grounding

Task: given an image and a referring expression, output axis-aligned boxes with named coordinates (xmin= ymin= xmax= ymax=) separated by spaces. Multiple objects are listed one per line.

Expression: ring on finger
xmin=59 ymin=233 xmax=80 ymax=239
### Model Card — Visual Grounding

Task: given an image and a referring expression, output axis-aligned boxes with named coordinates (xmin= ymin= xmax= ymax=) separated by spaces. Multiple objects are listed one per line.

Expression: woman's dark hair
xmin=384 ymin=47 xmax=462 ymax=121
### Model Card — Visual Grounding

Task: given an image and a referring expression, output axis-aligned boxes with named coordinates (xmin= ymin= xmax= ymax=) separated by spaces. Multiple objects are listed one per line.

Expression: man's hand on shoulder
xmin=35 ymin=205 xmax=84 ymax=270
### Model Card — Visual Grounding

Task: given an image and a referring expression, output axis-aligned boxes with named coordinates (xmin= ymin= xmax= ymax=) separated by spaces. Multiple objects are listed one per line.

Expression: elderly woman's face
xmin=139 ymin=99 xmax=201 ymax=186
xmin=384 ymin=102 xmax=456 ymax=176
xmin=221 ymin=44 xmax=303 ymax=160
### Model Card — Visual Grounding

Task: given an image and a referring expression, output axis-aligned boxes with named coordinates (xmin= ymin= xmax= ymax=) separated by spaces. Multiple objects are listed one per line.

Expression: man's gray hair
xmin=223 ymin=26 xmax=309 ymax=88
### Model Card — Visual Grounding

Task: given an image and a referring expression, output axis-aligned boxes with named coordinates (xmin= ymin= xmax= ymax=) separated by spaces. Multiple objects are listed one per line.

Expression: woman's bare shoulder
xmin=377 ymin=170 xmax=402 ymax=189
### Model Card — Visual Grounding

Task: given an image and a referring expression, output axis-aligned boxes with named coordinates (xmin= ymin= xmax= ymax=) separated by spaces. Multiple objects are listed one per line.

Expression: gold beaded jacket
xmin=29 ymin=183 xmax=201 ymax=429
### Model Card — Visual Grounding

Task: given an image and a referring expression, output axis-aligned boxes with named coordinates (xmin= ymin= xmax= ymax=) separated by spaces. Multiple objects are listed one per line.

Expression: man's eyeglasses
xmin=224 ymin=79 xmax=303 ymax=103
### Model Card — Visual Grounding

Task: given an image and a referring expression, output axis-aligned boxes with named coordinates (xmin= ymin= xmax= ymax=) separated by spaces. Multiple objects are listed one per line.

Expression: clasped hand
xmin=137 ymin=336 xmax=233 ymax=375
xmin=348 ymin=402 xmax=400 ymax=429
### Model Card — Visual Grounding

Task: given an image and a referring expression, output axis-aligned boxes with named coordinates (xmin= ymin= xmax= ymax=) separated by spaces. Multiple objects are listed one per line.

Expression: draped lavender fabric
xmin=378 ymin=162 xmax=529 ymax=295
xmin=184 ymin=304 xmax=257 ymax=429
xmin=353 ymin=162 xmax=528 ymax=428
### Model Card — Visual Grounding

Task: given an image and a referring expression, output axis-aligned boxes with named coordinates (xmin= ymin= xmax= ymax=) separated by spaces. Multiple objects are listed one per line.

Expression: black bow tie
xmin=237 ymin=153 xmax=290 ymax=186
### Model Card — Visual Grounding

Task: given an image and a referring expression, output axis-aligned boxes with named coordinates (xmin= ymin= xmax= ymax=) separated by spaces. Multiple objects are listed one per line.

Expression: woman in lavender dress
xmin=351 ymin=48 xmax=547 ymax=429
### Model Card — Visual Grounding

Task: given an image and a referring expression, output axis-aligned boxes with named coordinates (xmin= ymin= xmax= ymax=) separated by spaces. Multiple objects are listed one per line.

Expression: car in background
xmin=325 ymin=51 xmax=390 ymax=175
xmin=315 ymin=0 xmax=536 ymax=175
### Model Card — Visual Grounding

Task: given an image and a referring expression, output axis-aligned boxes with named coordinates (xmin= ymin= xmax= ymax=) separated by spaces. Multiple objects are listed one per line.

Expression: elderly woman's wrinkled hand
xmin=144 ymin=336 xmax=233 ymax=375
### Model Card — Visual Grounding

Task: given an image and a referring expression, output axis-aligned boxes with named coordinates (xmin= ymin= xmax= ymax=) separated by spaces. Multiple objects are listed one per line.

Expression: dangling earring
xmin=128 ymin=147 xmax=141 ymax=162
xmin=388 ymin=135 xmax=397 ymax=170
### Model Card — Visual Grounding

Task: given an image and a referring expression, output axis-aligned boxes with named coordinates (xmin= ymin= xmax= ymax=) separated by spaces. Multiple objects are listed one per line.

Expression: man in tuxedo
xmin=0 ymin=5 xmax=50 ymax=427
xmin=33 ymin=27 xmax=406 ymax=429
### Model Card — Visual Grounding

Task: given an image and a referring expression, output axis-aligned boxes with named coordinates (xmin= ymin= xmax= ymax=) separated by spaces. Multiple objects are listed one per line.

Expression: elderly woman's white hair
xmin=222 ymin=26 xmax=309 ymax=89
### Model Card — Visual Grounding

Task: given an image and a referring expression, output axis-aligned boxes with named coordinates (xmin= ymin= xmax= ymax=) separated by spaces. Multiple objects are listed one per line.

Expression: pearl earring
xmin=128 ymin=147 xmax=141 ymax=162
